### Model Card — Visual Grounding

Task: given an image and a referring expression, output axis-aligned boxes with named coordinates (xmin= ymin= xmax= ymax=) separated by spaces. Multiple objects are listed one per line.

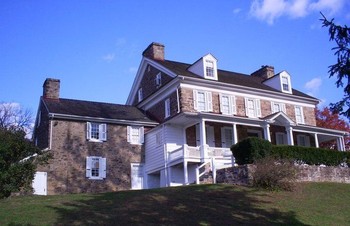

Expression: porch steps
xmin=199 ymin=171 xmax=214 ymax=184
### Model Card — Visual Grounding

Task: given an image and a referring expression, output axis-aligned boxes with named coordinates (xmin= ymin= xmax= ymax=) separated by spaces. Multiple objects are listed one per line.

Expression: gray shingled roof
xmin=43 ymin=98 xmax=155 ymax=123
xmin=155 ymin=59 xmax=316 ymax=100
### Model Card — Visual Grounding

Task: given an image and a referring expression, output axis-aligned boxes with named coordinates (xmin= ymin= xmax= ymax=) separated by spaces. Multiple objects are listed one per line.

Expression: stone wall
xmin=216 ymin=165 xmax=350 ymax=185
xmin=36 ymin=119 xmax=147 ymax=195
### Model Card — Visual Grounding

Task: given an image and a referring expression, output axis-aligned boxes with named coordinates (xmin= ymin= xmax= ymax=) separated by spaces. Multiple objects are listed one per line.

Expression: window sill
xmin=88 ymin=139 xmax=104 ymax=143
xmin=87 ymin=177 xmax=104 ymax=180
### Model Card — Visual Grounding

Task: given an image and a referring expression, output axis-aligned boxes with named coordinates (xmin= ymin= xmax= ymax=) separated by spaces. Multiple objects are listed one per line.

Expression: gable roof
xmin=154 ymin=59 xmax=317 ymax=100
xmin=42 ymin=97 xmax=156 ymax=124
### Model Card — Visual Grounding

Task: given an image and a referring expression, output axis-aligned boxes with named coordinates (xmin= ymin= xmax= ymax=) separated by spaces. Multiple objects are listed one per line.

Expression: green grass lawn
xmin=0 ymin=182 xmax=349 ymax=226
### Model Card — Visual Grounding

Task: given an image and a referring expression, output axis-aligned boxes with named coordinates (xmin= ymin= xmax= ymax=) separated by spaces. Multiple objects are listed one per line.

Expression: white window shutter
xmin=219 ymin=94 xmax=224 ymax=113
xmin=193 ymin=90 xmax=198 ymax=110
xmin=139 ymin=127 xmax=144 ymax=144
xmin=282 ymin=104 xmax=286 ymax=113
xmin=86 ymin=157 xmax=92 ymax=178
xmin=256 ymin=100 xmax=261 ymax=117
xmin=99 ymin=124 xmax=107 ymax=141
xmin=100 ymin=157 xmax=107 ymax=178
xmin=86 ymin=122 xmax=91 ymax=140
xmin=206 ymin=92 xmax=213 ymax=111
xmin=244 ymin=98 xmax=249 ymax=116
xmin=231 ymin=96 xmax=236 ymax=114
xmin=127 ymin=126 xmax=131 ymax=143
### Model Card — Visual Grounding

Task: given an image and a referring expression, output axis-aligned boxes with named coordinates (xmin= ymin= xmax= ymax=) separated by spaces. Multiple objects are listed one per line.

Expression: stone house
xmin=32 ymin=42 xmax=348 ymax=194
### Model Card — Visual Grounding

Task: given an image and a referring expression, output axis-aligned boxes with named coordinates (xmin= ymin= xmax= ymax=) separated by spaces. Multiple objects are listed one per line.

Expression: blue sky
xmin=1 ymin=0 xmax=350 ymax=117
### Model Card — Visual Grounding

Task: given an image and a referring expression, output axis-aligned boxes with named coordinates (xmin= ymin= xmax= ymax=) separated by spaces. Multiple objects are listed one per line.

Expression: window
xmin=247 ymin=129 xmax=262 ymax=138
xmin=245 ymin=98 xmax=261 ymax=118
xmin=165 ymin=98 xmax=171 ymax=118
xmin=297 ymin=135 xmax=310 ymax=147
xmin=127 ymin=126 xmax=144 ymax=145
xmin=205 ymin=60 xmax=214 ymax=78
xmin=87 ymin=122 xmax=107 ymax=142
xmin=138 ymin=88 xmax=143 ymax=102
xmin=275 ymin=132 xmax=287 ymax=145
xmin=295 ymin=106 xmax=304 ymax=124
xmin=271 ymin=102 xmax=286 ymax=114
xmin=156 ymin=72 xmax=162 ymax=87
xmin=86 ymin=156 xmax=106 ymax=180
xmin=193 ymin=90 xmax=212 ymax=112
xmin=282 ymin=76 xmax=289 ymax=91
xmin=220 ymin=94 xmax=236 ymax=115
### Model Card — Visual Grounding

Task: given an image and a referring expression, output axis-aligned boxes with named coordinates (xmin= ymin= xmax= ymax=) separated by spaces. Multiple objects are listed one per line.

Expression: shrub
xmin=231 ymin=137 xmax=272 ymax=165
xmin=270 ymin=145 xmax=350 ymax=166
xmin=252 ymin=157 xmax=298 ymax=191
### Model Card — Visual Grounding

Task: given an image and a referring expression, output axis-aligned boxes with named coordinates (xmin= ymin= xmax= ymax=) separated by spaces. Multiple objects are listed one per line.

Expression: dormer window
xmin=282 ymin=76 xmax=289 ymax=92
xmin=205 ymin=60 xmax=214 ymax=78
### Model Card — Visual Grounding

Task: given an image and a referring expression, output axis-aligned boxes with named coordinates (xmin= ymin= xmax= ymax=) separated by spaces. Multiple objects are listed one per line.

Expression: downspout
xmin=49 ymin=117 xmax=53 ymax=150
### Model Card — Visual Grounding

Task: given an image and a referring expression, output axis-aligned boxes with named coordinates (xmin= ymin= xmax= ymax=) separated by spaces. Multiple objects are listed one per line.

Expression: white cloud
xmin=304 ymin=77 xmax=322 ymax=96
xmin=249 ymin=0 xmax=345 ymax=24
xmin=102 ymin=53 xmax=115 ymax=63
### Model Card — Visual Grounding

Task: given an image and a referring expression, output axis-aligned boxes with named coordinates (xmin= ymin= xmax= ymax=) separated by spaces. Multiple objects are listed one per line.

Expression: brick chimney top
xmin=251 ymin=65 xmax=275 ymax=80
xmin=43 ymin=78 xmax=60 ymax=99
xmin=142 ymin=42 xmax=165 ymax=61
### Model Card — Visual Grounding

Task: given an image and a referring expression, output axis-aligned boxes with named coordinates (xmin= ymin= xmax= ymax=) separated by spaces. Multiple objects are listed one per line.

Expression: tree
xmin=315 ymin=107 xmax=350 ymax=151
xmin=0 ymin=103 xmax=49 ymax=198
xmin=320 ymin=13 xmax=350 ymax=118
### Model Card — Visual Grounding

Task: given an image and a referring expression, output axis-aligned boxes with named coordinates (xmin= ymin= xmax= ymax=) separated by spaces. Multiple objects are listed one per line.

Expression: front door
xmin=131 ymin=163 xmax=144 ymax=189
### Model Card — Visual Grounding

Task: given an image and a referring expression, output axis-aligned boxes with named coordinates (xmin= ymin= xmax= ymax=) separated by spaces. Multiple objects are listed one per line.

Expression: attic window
xmin=282 ymin=76 xmax=289 ymax=92
xmin=156 ymin=72 xmax=162 ymax=87
xmin=205 ymin=60 xmax=214 ymax=78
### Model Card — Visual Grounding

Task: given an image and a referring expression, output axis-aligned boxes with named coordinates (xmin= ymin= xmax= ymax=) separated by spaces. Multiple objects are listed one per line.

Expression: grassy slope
xmin=0 ymin=182 xmax=349 ymax=226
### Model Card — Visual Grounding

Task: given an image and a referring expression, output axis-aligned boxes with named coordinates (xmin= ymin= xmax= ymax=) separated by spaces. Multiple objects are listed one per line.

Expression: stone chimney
xmin=251 ymin=65 xmax=275 ymax=80
xmin=142 ymin=42 xmax=165 ymax=61
xmin=43 ymin=78 xmax=60 ymax=99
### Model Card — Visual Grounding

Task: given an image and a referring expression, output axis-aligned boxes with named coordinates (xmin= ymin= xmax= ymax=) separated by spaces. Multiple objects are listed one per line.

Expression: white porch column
xmin=337 ymin=137 xmax=345 ymax=151
xmin=313 ymin=133 xmax=319 ymax=148
xmin=232 ymin=123 xmax=238 ymax=145
xmin=199 ymin=119 xmax=207 ymax=161
xmin=263 ymin=123 xmax=271 ymax=142
xmin=286 ymin=126 xmax=294 ymax=145
xmin=183 ymin=160 xmax=189 ymax=185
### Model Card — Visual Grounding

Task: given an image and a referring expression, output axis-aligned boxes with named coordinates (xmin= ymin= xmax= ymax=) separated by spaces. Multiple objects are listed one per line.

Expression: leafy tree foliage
xmin=315 ymin=107 xmax=350 ymax=150
xmin=321 ymin=14 xmax=350 ymax=118
xmin=0 ymin=103 xmax=49 ymax=198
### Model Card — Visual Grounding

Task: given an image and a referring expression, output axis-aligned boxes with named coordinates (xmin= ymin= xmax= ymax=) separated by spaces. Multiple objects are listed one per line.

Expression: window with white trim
xmin=193 ymin=90 xmax=212 ymax=112
xmin=297 ymin=135 xmax=310 ymax=147
xmin=281 ymin=76 xmax=290 ymax=92
xmin=245 ymin=98 xmax=261 ymax=118
xmin=220 ymin=94 xmax=236 ymax=115
xmin=127 ymin=126 xmax=144 ymax=145
xmin=271 ymin=102 xmax=286 ymax=114
xmin=87 ymin=122 xmax=107 ymax=142
xmin=86 ymin=156 xmax=106 ymax=180
xmin=294 ymin=106 xmax=304 ymax=124
xmin=138 ymin=88 xmax=143 ymax=102
xmin=205 ymin=60 xmax=215 ymax=78
xmin=275 ymin=132 xmax=287 ymax=145
xmin=165 ymin=98 xmax=171 ymax=118
xmin=247 ymin=129 xmax=262 ymax=138
xmin=155 ymin=72 xmax=162 ymax=87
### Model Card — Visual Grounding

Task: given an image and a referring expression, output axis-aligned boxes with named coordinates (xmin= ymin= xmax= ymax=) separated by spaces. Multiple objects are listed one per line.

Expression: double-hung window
xmin=245 ymin=98 xmax=261 ymax=118
xmin=295 ymin=106 xmax=304 ymax=124
xmin=127 ymin=126 xmax=144 ymax=145
xmin=220 ymin=94 xmax=236 ymax=115
xmin=87 ymin=122 xmax=107 ymax=142
xmin=205 ymin=60 xmax=214 ymax=78
xmin=86 ymin=156 xmax=106 ymax=180
xmin=193 ymin=90 xmax=212 ymax=112
xmin=165 ymin=98 xmax=171 ymax=118
xmin=297 ymin=135 xmax=310 ymax=147
xmin=271 ymin=102 xmax=286 ymax=114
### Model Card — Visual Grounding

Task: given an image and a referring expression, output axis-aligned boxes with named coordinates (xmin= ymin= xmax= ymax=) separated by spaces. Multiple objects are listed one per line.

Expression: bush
xmin=252 ymin=157 xmax=298 ymax=191
xmin=231 ymin=137 xmax=272 ymax=165
xmin=270 ymin=145 xmax=350 ymax=166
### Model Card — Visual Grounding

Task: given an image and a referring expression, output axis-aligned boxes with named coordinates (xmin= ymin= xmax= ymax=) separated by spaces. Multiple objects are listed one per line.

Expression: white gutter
xmin=20 ymin=147 xmax=50 ymax=162
xmin=48 ymin=113 xmax=158 ymax=127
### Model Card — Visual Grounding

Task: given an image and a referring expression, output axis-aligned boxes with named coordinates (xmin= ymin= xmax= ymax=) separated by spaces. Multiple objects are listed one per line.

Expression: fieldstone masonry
xmin=216 ymin=165 xmax=350 ymax=185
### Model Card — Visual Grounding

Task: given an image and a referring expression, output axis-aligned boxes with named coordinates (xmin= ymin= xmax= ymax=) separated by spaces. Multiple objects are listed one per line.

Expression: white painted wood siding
xmin=145 ymin=127 xmax=165 ymax=173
